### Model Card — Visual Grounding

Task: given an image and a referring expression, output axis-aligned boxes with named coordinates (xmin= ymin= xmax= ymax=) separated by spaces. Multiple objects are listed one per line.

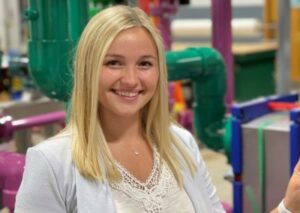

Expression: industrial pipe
xmin=166 ymin=47 xmax=226 ymax=150
xmin=25 ymin=0 xmax=89 ymax=101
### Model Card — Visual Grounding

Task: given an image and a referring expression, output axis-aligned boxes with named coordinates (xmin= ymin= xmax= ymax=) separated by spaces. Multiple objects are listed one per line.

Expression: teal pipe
xmin=67 ymin=0 xmax=89 ymax=42
xmin=88 ymin=0 xmax=115 ymax=18
xmin=26 ymin=0 xmax=68 ymax=40
xmin=166 ymin=47 xmax=226 ymax=150
xmin=25 ymin=0 xmax=89 ymax=101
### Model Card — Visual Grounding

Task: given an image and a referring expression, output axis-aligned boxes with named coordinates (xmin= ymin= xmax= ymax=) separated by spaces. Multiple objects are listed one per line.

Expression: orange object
xmin=138 ymin=0 xmax=161 ymax=28
xmin=173 ymin=81 xmax=186 ymax=109
xmin=268 ymin=101 xmax=300 ymax=110
xmin=291 ymin=7 xmax=300 ymax=81
xmin=138 ymin=0 xmax=151 ymax=14
xmin=263 ymin=0 xmax=278 ymax=39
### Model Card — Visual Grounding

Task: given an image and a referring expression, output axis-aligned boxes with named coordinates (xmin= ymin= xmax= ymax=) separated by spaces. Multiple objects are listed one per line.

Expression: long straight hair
xmin=68 ymin=5 xmax=196 ymax=186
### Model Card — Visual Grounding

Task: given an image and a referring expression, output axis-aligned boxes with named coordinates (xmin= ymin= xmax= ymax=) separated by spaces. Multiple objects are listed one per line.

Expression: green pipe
xmin=44 ymin=0 xmax=69 ymax=40
xmin=25 ymin=1 xmax=42 ymax=40
xmin=166 ymin=47 xmax=226 ymax=150
xmin=25 ymin=0 xmax=82 ymax=101
xmin=88 ymin=0 xmax=115 ymax=18
xmin=67 ymin=0 xmax=89 ymax=42
xmin=25 ymin=0 xmax=68 ymax=40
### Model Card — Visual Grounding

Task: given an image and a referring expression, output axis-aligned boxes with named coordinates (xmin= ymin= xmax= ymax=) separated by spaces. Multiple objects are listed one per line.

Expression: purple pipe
xmin=212 ymin=0 xmax=234 ymax=108
xmin=0 ymin=111 xmax=66 ymax=141
xmin=0 ymin=151 xmax=25 ymax=213
xmin=150 ymin=0 xmax=177 ymax=50
xmin=0 ymin=111 xmax=65 ymax=211
xmin=12 ymin=111 xmax=66 ymax=131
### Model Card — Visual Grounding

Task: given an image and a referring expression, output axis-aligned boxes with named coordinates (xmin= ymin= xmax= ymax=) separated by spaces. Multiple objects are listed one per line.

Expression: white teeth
xmin=115 ymin=91 xmax=138 ymax=97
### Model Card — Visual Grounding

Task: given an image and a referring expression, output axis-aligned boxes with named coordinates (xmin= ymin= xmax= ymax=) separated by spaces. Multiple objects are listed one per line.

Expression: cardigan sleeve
xmin=171 ymin=124 xmax=225 ymax=213
xmin=186 ymin=130 xmax=225 ymax=213
xmin=15 ymin=148 xmax=66 ymax=213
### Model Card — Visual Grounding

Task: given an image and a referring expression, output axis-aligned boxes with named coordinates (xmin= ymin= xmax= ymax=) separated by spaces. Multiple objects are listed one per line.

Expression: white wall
xmin=190 ymin=0 xmax=264 ymax=7
xmin=0 ymin=0 xmax=6 ymax=51
xmin=0 ymin=0 xmax=22 ymax=53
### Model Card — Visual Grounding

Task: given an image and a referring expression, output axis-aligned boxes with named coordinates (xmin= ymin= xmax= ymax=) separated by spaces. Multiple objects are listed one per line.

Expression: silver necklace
xmin=133 ymin=150 xmax=140 ymax=155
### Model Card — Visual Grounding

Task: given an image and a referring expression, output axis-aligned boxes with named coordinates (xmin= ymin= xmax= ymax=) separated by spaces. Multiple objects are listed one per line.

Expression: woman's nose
xmin=120 ymin=67 xmax=138 ymax=86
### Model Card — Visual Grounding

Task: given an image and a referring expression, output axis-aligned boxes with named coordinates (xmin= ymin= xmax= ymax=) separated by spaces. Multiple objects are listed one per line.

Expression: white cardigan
xmin=15 ymin=125 xmax=225 ymax=213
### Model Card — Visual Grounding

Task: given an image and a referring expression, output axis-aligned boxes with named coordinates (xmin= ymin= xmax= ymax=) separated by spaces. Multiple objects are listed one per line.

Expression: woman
xmin=271 ymin=160 xmax=300 ymax=213
xmin=15 ymin=5 xmax=225 ymax=213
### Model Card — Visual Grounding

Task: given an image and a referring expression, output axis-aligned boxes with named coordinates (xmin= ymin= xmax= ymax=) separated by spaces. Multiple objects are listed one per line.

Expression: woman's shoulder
xmin=16 ymin=131 xmax=76 ymax=212
xmin=170 ymin=124 xmax=193 ymax=138
xmin=28 ymin=131 xmax=73 ymax=169
xmin=170 ymin=124 xmax=199 ymax=154
xmin=34 ymin=130 xmax=72 ymax=152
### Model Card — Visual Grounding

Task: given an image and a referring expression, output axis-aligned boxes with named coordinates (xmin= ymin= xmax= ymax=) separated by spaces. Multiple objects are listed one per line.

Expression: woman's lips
xmin=111 ymin=89 xmax=143 ymax=100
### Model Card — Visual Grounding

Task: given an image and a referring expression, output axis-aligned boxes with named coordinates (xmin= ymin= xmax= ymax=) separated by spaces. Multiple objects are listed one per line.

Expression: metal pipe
xmin=12 ymin=111 xmax=66 ymax=131
xmin=212 ymin=0 xmax=233 ymax=108
xmin=167 ymin=47 xmax=226 ymax=150
xmin=276 ymin=0 xmax=290 ymax=94
xmin=67 ymin=0 xmax=89 ymax=42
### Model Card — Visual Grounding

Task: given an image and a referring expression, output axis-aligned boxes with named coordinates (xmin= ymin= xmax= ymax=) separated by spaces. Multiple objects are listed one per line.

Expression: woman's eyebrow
xmin=105 ymin=54 xmax=123 ymax=58
xmin=140 ymin=55 xmax=157 ymax=59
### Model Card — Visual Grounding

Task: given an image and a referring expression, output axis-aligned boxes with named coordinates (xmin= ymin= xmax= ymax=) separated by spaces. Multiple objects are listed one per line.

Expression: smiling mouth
xmin=111 ymin=89 xmax=143 ymax=97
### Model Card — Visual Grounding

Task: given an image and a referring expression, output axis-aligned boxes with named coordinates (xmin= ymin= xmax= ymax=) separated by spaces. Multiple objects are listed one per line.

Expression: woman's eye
xmin=138 ymin=61 xmax=153 ymax=69
xmin=105 ymin=60 xmax=122 ymax=67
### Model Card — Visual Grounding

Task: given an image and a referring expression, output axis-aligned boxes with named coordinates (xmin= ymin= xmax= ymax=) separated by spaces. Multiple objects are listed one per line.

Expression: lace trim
xmin=110 ymin=147 xmax=173 ymax=213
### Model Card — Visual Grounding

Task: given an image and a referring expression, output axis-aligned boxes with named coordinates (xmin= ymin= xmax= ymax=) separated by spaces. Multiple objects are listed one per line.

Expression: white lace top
xmin=109 ymin=148 xmax=195 ymax=213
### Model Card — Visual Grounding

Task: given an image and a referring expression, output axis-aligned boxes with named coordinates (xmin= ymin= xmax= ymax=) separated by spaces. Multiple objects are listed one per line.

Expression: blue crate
xmin=230 ymin=92 xmax=300 ymax=213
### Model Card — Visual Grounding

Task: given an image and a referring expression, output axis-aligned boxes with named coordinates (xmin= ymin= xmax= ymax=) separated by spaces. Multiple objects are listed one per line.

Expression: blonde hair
xmin=68 ymin=5 xmax=196 ymax=186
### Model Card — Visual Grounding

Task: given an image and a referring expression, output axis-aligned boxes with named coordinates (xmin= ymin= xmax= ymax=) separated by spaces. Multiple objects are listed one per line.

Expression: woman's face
xmin=98 ymin=27 xmax=159 ymax=119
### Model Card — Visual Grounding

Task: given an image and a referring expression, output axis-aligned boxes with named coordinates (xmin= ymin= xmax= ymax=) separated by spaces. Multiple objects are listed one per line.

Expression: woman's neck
xmin=99 ymin=112 xmax=144 ymax=143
